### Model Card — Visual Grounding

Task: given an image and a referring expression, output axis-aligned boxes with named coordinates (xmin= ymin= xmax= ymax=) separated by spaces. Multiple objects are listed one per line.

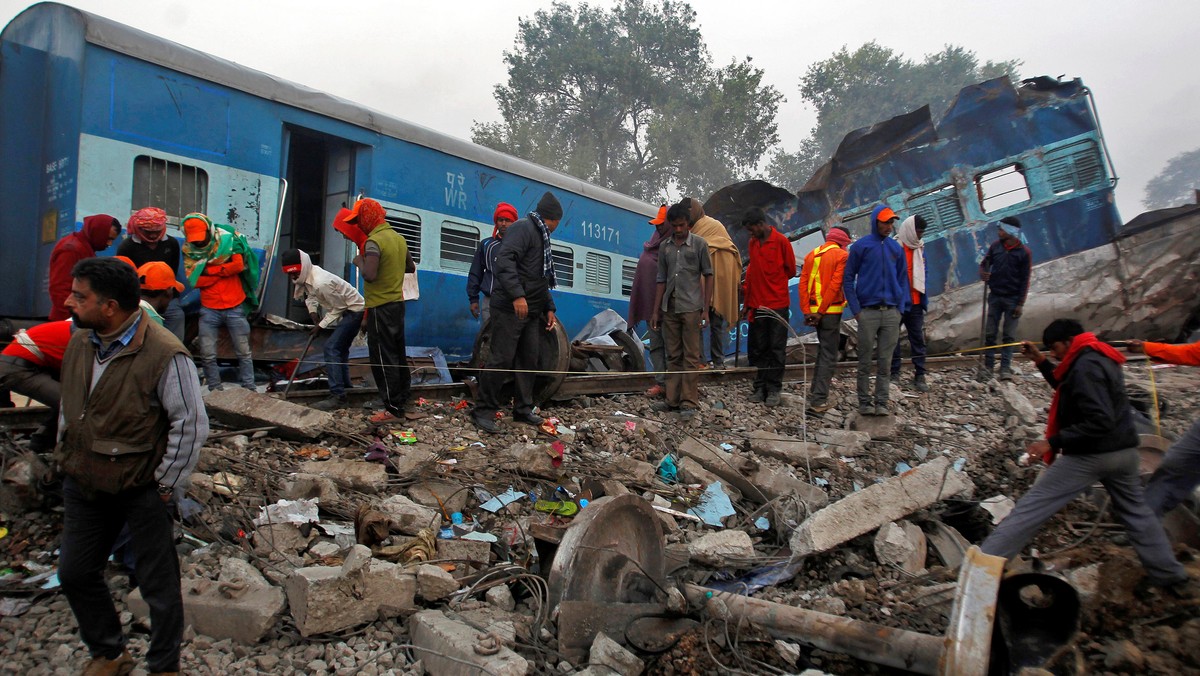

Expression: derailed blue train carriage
xmin=707 ymin=75 xmax=1121 ymax=341
xmin=0 ymin=2 xmax=653 ymax=359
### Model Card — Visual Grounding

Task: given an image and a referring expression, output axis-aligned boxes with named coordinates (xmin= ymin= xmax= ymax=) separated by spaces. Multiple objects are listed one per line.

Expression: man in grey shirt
xmin=651 ymin=202 xmax=713 ymax=414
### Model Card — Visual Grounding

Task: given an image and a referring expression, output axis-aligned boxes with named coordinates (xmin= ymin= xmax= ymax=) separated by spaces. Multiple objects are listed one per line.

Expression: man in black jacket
xmin=981 ymin=319 xmax=1189 ymax=592
xmin=978 ymin=216 xmax=1032 ymax=381
xmin=472 ymin=192 xmax=562 ymax=434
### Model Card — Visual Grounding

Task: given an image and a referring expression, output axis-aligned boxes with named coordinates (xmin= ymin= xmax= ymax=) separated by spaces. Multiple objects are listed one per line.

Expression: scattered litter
xmin=462 ymin=531 xmax=498 ymax=543
xmin=657 ymin=454 xmax=678 ymax=484
xmin=253 ymin=498 xmax=319 ymax=526
xmin=754 ymin=516 xmax=770 ymax=530
xmin=719 ymin=443 xmax=735 ymax=451
xmin=652 ymin=504 xmax=703 ymax=523
xmin=708 ymin=559 xmax=804 ymax=595
xmin=295 ymin=445 xmax=332 ymax=460
xmin=479 ymin=488 xmax=526 ymax=513
xmin=963 ymin=424 xmax=978 ymax=432
xmin=391 ymin=429 xmax=417 ymax=444
xmin=0 ymin=526 xmax=7 ymax=540
xmin=624 ymin=420 xmax=637 ymax=432
xmin=979 ymin=495 xmax=1016 ymax=524
xmin=547 ymin=441 xmax=565 ymax=467
xmin=211 ymin=472 xmax=245 ymax=497
xmin=813 ymin=478 xmax=829 ymax=487
xmin=534 ymin=500 xmax=579 ymax=517
xmin=687 ymin=481 xmax=737 ymax=527
xmin=895 ymin=462 xmax=912 ymax=474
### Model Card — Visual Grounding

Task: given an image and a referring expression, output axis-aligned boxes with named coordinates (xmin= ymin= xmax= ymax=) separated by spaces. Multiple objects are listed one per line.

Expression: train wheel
xmin=608 ymin=330 xmax=647 ymax=372
xmin=470 ymin=315 xmax=569 ymax=404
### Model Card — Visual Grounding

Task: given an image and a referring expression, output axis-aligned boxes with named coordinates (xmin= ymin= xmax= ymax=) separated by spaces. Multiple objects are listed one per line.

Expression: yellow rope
xmin=1148 ymin=362 xmax=1162 ymax=435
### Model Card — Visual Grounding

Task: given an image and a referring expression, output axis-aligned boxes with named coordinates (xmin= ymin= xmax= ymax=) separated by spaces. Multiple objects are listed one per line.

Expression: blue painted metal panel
xmin=109 ymin=58 xmax=230 ymax=157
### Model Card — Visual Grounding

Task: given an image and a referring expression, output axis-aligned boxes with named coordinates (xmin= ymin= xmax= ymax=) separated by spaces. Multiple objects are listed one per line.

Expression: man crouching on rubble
xmin=55 ymin=258 xmax=208 ymax=675
xmin=981 ymin=319 xmax=1190 ymax=595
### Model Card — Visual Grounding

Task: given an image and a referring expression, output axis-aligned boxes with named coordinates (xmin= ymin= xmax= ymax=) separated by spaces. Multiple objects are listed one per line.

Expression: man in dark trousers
xmin=891 ymin=215 xmax=930 ymax=391
xmin=651 ymin=202 xmax=713 ymax=416
xmin=982 ymin=319 xmax=1189 ymax=596
xmin=979 ymin=216 xmax=1033 ymax=381
xmin=55 ymin=258 xmax=208 ymax=675
xmin=472 ymin=192 xmax=563 ymax=434
xmin=467 ymin=202 xmax=517 ymax=327
xmin=741 ymin=207 xmax=796 ymax=407
xmin=627 ymin=205 xmax=670 ymax=398
xmin=1128 ymin=337 xmax=1200 ymax=517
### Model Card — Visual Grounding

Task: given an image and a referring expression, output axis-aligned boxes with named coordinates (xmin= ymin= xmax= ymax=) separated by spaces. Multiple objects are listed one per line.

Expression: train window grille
xmin=552 ymin=245 xmax=574 ymax=287
xmin=905 ymin=185 xmax=964 ymax=236
xmin=384 ymin=211 xmax=422 ymax=264
xmin=132 ymin=156 xmax=208 ymax=223
xmin=439 ymin=221 xmax=479 ymax=271
xmin=621 ymin=260 xmax=637 ymax=297
xmin=1044 ymin=140 xmax=1104 ymax=196
xmin=585 ymin=252 xmax=612 ymax=294
xmin=975 ymin=164 xmax=1031 ymax=213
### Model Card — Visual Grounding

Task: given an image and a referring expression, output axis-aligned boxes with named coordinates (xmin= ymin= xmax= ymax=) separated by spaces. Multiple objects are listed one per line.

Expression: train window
xmin=552 ymin=245 xmax=574 ymax=287
xmin=1045 ymin=140 xmax=1104 ymax=196
xmin=385 ymin=210 xmax=422 ymax=264
xmin=838 ymin=210 xmax=873 ymax=238
xmin=439 ymin=221 xmax=479 ymax=271
xmin=975 ymin=164 xmax=1030 ymax=213
xmin=621 ymin=260 xmax=637 ymax=297
xmin=905 ymin=185 xmax=964 ymax=236
xmin=585 ymin=252 xmax=612 ymax=294
xmin=132 ymin=156 xmax=208 ymax=222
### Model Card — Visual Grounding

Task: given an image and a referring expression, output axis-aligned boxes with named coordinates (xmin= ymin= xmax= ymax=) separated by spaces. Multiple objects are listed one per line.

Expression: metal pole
xmin=283 ymin=331 xmax=317 ymax=399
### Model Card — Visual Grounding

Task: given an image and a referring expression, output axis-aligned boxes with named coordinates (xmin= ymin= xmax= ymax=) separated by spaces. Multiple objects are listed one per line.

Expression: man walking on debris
xmin=347 ymin=198 xmax=417 ymax=424
xmin=800 ymin=226 xmax=851 ymax=413
xmin=979 ymin=216 xmax=1033 ymax=381
xmin=55 ymin=258 xmax=208 ymax=676
xmin=686 ymin=198 xmax=741 ymax=368
xmin=282 ymin=248 xmax=365 ymax=411
xmin=982 ymin=319 xmax=1190 ymax=595
xmin=741 ymin=207 xmax=796 ymax=407
xmin=651 ymin=202 xmax=713 ymax=416
xmin=1128 ymin=336 xmax=1200 ymax=517
xmin=467 ymin=202 xmax=518 ymax=328
xmin=627 ymin=205 xmax=671 ymax=398
xmin=843 ymin=205 xmax=909 ymax=416
xmin=891 ymin=215 xmax=930 ymax=392
xmin=472 ymin=192 xmax=563 ymax=434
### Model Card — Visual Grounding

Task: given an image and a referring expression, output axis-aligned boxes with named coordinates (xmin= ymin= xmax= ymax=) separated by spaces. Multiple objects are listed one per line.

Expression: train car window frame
xmin=975 ymin=163 xmax=1031 ymax=213
xmin=905 ymin=184 xmax=964 ymax=236
xmin=585 ymin=251 xmax=612 ymax=294
xmin=439 ymin=221 xmax=479 ymax=271
xmin=838 ymin=210 xmax=874 ymax=239
xmin=621 ymin=259 xmax=637 ymax=297
xmin=384 ymin=210 xmax=422 ymax=264
xmin=1044 ymin=140 xmax=1105 ymax=196
xmin=552 ymin=245 xmax=574 ymax=287
xmin=132 ymin=155 xmax=208 ymax=224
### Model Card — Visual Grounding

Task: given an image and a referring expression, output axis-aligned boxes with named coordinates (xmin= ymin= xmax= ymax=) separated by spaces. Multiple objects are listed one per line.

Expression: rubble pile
xmin=1 ymin=362 xmax=1198 ymax=675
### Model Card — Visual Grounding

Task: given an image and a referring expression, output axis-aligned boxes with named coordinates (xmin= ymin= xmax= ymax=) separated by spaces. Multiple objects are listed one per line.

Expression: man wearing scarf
xmin=347 ymin=198 xmax=417 ymax=424
xmin=182 ymin=213 xmax=258 ymax=391
xmin=117 ymin=207 xmax=185 ymax=339
xmin=48 ymin=214 xmax=121 ymax=320
xmin=890 ymin=215 xmax=930 ymax=392
xmin=979 ymin=216 xmax=1033 ymax=381
xmin=686 ymin=199 xmax=741 ymax=368
xmin=981 ymin=319 xmax=1189 ymax=595
xmin=472 ymin=192 xmax=562 ymax=434
xmin=800 ymin=226 xmax=851 ymax=413
xmin=467 ymin=202 xmax=518 ymax=327
xmin=627 ymin=205 xmax=671 ymax=398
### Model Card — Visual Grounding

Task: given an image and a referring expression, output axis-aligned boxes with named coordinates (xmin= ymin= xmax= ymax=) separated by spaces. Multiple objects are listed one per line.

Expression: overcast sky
xmin=3 ymin=0 xmax=1197 ymax=218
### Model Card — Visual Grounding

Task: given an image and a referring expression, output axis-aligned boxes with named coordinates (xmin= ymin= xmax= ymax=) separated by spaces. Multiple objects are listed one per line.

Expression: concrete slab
xmin=436 ymin=538 xmax=493 ymax=577
xmin=677 ymin=436 xmax=827 ymax=510
xmin=814 ymin=429 xmax=871 ymax=457
xmin=203 ymin=388 xmax=332 ymax=440
xmin=688 ymin=530 xmax=754 ymax=567
xmin=748 ymin=431 xmax=837 ymax=469
xmin=499 ymin=442 xmax=561 ymax=480
xmin=849 ymin=411 xmax=896 ymax=440
xmin=407 ymin=480 xmax=469 ymax=514
xmin=589 ymin=631 xmax=644 ymax=676
xmin=284 ymin=558 xmax=416 ymax=636
xmin=873 ymin=520 xmax=927 ymax=574
xmin=409 ymin=609 xmax=529 ymax=676
xmin=378 ymin=494 xmax=440 ymax=535
xmin=296 ymin=460 xmax=389 ymax=494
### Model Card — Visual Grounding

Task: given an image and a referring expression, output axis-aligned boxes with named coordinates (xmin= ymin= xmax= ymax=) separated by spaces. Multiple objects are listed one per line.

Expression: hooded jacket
xmin=290 ymin=250 xmax=365 ymax=328
xmin=842 ymin=205 xmax=910 ymax=316
xmin=182 ymin=213 xmax=261 ymax=311
xmin=48 ymin=215 xmax=118 ymax=320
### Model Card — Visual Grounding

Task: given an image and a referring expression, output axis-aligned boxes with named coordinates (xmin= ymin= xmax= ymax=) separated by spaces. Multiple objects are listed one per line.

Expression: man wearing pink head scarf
xmin=117 ymin=207 xmax=186 ymax=339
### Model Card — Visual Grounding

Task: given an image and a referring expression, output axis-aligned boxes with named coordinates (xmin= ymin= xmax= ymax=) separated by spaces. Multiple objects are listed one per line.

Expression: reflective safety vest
xmin=806 ymin=243 xmax=846 ymax=313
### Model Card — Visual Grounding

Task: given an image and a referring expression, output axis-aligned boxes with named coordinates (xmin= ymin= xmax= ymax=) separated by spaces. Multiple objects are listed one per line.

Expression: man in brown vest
xmin=55 ymin=258 xmax=208 ymax=676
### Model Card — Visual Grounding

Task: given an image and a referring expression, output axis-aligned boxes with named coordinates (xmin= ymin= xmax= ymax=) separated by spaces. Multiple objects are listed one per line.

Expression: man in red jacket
xmin=741 ymin=207 xmax=796 ymax=407
xmin=0 ymin=320 xmax=72 ymax=450
xmin=47 ymin=215 xmax=121 ymax=320
xmin=1129 ymin=337 xmax=1200 ymax=517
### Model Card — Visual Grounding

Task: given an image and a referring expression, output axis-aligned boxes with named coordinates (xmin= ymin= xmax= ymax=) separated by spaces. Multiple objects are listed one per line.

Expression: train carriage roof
xmin=9 ymin=2 xmax=656 ymax=217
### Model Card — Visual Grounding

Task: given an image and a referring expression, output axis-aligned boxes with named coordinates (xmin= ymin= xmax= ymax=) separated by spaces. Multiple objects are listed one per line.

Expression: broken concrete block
xmin=285 ymin=557 xmax=416 ymax=636
xmin=589 ymin=631 xmax=644 ymax=676
xmin=748 ymin=431 xmax=837 ymax=469
xmin=377 ymin=494 xmax=440 ymax=535
xmin=998 ymin=383 xmax=1039 ymax=424
xmin=814 ymin=429 xmax=871 ymax=457
xmin=873 ymin=521 xmax=927 ymax=574
xmin=252 ymin=522 xmax=312 ymax=556
xmin=409 ymin=609 xmax=529 ymax=676
xmin=610 ymin=456 xmax=657 ymax=485
xmin=308 ymin=541 xmax=341 ymax=559
xmin=688 ymin=530 xmax=754 ymax=567
xmin=789 ymin=457 xmax=974 ymax=557
xmin=204 ymin=388 xmax=332 ymax=440
xmin=128 ymin=557 xmax=285 ymax=644
xmin=678 ymin=436 xmax=825 ymax=508
xmin=500 ymin=442 xmax=561 ymax=479
xmin=417 ymin=564 xmax=460 ymax=601
xmin=436 ymin=538 xmax=493 ymax=576
xmin=407 ymin=480 xmax=469 ymax=514
xmin=296 ymin=460 xmax=389 ymax=494
xmin=745 ymin=463 xmax=829 ymax=512
xmin=849 ymin=411 xmax=895 ymax=440
xmin=598 ymin=479 xmax=631 ymax=498
xmin=280 ymin=473 xmax=341 ymax=502
xmin=980 ymin=495 xmax=1016 ymax=524
xmin=486 ymin=584 xmax=516 ymax=612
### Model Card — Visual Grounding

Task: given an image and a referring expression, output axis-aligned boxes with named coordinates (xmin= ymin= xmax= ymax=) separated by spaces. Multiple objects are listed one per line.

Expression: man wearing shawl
xmin=48 ymin=215 xmax=121 ymax=320
xmin=627 ymin=205 xmax=671 ymax=398
xmin=472 ymin=192 xmax=563 ymax=434
xmin=890 ymin=215 xmax=930 ymax=392
xmin=686 ymin=199 xmax=741 ymax=368
xmin=979 ymin=216 xmax=1033 ymax=381
xmin=800 ymin=226 xmax=851 ymax=413
xmin=117 ymin=207 xmax=185 ymax=339
xmin=182 ymin=213 xmax=258 ymax=391
xmin=467 ymin=203 xmax=518 ymax=327
xmin=981 ymin=319 xmax=1189 ymax=595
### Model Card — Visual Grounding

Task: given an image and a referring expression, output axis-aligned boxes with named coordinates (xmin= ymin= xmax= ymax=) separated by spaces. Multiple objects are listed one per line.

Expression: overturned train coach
xmin=0 ymin=2 xmax=656 ymax=361
xmin=707 ymin=76 xmax=1200 ymax=351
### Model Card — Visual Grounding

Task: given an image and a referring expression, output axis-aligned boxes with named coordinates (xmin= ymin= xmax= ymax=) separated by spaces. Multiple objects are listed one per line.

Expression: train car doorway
xmin=264 ymin=128 xmax=360 ymax=321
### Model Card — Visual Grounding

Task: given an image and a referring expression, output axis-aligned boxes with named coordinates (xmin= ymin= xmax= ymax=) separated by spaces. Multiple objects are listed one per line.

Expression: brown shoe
xmin=82 ymin=650 xmax=134 ymax=676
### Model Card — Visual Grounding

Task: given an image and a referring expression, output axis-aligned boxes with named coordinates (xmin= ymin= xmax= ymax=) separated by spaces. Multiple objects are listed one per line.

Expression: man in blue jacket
xmin=979 ymin=216 xmax=1033 ymax=381
xmin=843 ymin=205 xmax=910 ymax=416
